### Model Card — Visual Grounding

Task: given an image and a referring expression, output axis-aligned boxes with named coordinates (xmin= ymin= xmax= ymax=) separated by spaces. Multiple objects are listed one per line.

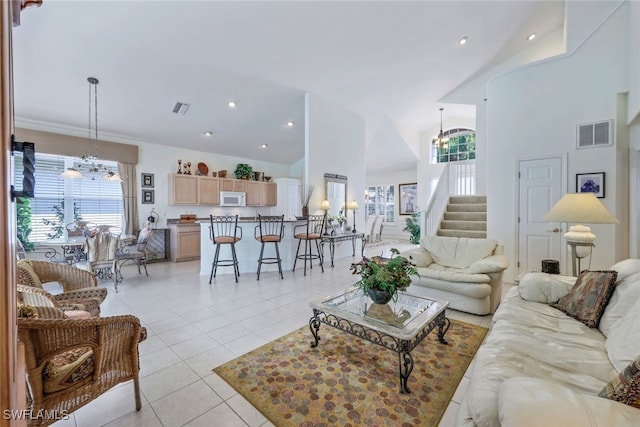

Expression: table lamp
xmin=321 ymin=200 xmax=331 ymax=235
xmin=349 ymin=200 xmax=358 ymax=233
xmin=543 ymin=193 xmax=618 ymax=276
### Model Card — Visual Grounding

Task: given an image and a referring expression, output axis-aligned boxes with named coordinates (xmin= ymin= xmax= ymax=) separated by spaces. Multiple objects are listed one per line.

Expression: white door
xmin=517 ymin=156 xmax=565 ymax=274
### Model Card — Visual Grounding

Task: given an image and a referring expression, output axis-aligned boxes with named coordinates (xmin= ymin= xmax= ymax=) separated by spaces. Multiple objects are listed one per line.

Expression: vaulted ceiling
xmin=12 ymin=0 xmax=565 ymax=172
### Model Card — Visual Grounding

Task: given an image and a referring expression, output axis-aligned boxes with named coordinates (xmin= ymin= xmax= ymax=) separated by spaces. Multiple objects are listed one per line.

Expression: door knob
xmin=547 ymin=227 xmax=561 ymax=233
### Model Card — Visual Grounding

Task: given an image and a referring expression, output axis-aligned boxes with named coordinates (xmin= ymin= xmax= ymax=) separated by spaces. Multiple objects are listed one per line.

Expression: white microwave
xmin=220 ymin=191 xmax=246 ymax=207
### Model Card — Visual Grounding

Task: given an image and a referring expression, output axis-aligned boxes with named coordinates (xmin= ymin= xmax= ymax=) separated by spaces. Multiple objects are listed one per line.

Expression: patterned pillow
xmin=551 ymin=270 xmax=617 ymax=328
xmin=599 ymin=356 xmax=640 ymax=408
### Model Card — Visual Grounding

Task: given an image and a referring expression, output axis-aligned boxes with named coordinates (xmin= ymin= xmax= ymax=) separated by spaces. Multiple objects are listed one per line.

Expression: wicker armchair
xmin=16 ymin=260 xmax=107 ymax=316
xmin=17 ymin=285 xmax=94 ymax=319
xmin=18 ymin=315 xmax=146 ymax=427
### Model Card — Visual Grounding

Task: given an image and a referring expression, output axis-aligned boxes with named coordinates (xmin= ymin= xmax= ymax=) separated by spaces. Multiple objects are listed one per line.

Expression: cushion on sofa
xmin=420 ymin=236 xmax=497 ymax=269
xmin=600 ymin=259 xmax=640 ymax=337
xmin=551 ymin=270 xmax=618 ymax=328
xmin=467 ymin=255 xmax=509 ymax=274
xmin=400 ymin=248 xmax=433 ymax=267
xmin=518 ymin=272 xmax=576 ymax=304
xmin=499 ymin=377 xmax=640 ymax=427
xmin=599 ymin=355 xmax=640 ymax=409
xmin=605 ymin=296 xmax=640 ymax=372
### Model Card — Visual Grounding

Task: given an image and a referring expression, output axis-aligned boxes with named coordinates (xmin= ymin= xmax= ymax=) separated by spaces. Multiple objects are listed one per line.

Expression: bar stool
xmin=209 ymin=215 xmax=242 ymax=283
xmin=292 ymin=214 xmax=326 ymax=276
xmin=254 ymin=215 xmax=285 ymax=280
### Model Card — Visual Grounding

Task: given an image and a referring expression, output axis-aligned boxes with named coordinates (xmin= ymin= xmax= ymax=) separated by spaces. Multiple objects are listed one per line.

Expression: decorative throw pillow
xmin=599 ymin=356 xmax=640 ymax=409
xmin=16 ymin=259 xmax=42 ymax=288
xmin=551 ymin=270 xmax=617 ymax=328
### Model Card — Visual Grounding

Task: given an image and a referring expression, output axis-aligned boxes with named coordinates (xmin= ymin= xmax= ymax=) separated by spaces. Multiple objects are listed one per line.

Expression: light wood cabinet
xmin=220 ymin=178 xmax=247 ymax=192
xmin=169 ymin=224 xmax=201 ymax=262
xmin=198 ymin=176 xmax=220 ymax=205
xmin=170 ymin=174 xmax=198 ymax=204
xmin=246 ymin=181 xmax=277 ymax=206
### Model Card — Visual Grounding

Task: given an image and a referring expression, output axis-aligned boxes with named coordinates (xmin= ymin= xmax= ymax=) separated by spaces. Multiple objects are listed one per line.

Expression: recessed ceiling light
xmin=260 ymin=144 xmax=268 ymax=149
xmin=527 ymin=33 xmax=536 ymax=41
xmin=203 ymin=131 xmax=213 ymax=136
xmin=458 ymin=36 xmax=468 ymax=45
xmin=287 ymin=121 xmax=294 ymax=127
xmin=228 ymin=100 xmax=236 ymax=108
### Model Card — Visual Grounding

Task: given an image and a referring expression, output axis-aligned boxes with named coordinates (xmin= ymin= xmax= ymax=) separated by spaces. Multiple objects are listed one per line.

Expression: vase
xmin=367 ymin=289 xmax=393 ymax=304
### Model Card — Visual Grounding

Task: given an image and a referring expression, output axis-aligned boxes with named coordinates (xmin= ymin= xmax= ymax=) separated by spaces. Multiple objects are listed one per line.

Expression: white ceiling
xmin=11 ymin=0 xmax=565 ymax=172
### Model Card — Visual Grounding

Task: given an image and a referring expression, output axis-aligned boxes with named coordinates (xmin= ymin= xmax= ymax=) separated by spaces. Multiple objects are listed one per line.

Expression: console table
xmin=320 ymin=232 xmax=365 ymax=267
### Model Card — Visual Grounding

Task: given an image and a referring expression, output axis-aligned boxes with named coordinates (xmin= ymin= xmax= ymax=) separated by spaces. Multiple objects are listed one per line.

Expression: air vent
xmin=577 ymin=120 xmax=613 ymax=148
xmin=172 ymin=102 xmax=190 ymax=115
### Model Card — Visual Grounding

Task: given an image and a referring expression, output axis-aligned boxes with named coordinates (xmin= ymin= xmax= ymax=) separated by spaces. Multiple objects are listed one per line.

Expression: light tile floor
xmin=50 ymin=242 xmax=500 ymax=427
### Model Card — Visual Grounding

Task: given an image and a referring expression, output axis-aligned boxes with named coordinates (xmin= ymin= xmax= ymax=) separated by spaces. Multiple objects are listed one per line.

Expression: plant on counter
xmin=350 ymin=248 xmax=418 ymax=304
xmin=234 ymin=163 xmax=254 ymax=180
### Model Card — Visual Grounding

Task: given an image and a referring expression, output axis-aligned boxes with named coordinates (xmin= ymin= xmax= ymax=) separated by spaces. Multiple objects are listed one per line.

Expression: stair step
xmin=449 ymin=195 xmax=486 ymax=204
xmin=437 ymin=229 xmax=487 ymax=239
xmin=447 ymin=203 xmax=487 ymax=212
xmin=440 ymin=220 xmax=486 ymax=231
xmin=444 ymin=211 xmax=486 ymax=221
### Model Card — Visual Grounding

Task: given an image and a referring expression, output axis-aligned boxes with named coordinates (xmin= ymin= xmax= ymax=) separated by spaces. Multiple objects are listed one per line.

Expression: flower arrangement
xmin=350 ymin=248 xmax=418 ymax=303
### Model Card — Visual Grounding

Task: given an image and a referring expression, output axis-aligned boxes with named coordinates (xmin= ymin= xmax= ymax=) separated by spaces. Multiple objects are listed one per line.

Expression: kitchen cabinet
xmin=220 ymin=178 xmax=247 ymax=192
xmin=169 ymin=174 xmax=198 ymax=204
xmin=246 ymin=182 xmax=277 ymax=206
xmin=169 ymin=224 xmax=201 ymax=262
xmin=198 ymin=176 xmax=220 ymax=205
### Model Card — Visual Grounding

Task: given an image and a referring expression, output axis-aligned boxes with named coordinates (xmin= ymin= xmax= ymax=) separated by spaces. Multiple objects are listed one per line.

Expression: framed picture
xmin=141 ymin=173 xmax=154 ymax=188
xmin=399 ymin=183 xmax=417 ymax=215
xmin=142 ymin=189 xmax=154 ymax=204
xmin=576 ymin=172 xmax=605 ymax=198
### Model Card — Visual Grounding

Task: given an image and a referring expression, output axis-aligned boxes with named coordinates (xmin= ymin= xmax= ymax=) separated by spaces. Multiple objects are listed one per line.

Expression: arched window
xmin=432 ymin=128 xmax=476 ymax=163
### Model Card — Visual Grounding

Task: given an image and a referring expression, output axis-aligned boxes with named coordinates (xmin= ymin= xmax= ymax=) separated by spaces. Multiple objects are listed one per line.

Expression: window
xmin=364 ymin=185 xmax=395 ymax=222
xmin=15 ymin=153 xmax=124 ymax=242
xmin=432 ymin=128 xmax=476 ymax=163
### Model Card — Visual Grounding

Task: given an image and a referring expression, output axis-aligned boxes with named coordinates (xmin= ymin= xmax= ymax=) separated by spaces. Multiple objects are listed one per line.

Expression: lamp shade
xmin=321 ymin=200 xmax=331 ymax=210
xmin=543 ymin=193 xmax=618 ymax=224
xmin=349 ymin=200 xmax=358 ymax=210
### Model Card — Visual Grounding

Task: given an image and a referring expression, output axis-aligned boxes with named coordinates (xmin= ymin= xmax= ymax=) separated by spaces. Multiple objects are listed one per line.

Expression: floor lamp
xmin=349 ymin=200 xmax=358 ymax=233
xmin=543 ymin=193 xmax=618 ymax=276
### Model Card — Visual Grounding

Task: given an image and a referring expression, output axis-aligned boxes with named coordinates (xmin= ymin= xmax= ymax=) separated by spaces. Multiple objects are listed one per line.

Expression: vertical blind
xmin=15 ymin=153 xmax=124 ymax=242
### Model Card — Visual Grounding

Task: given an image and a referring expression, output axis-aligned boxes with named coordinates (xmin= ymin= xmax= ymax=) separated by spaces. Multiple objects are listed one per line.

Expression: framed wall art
xmin=141 ymin=173 xmax=154 ymax=188
xmin=142 ymin=189 xmax=155 ymax=204
xmin=576 ymin=172 xmax=605 ymax=198
xmin=399 ymin=183 xmax=417 ymax=215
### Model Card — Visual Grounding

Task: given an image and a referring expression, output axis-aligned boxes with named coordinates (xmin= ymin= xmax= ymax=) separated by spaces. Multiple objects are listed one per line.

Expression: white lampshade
xmin=321 ymin=200 xmax=331 ymax=210
xmin=543 ymin=193 xmax=618 ymax=225
xmin=349 ymin=200 xmax=358 ymax=210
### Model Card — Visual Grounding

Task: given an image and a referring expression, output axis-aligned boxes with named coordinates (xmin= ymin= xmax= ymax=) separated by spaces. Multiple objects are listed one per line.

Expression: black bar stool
xmin=292 ymin=214 xmax=326 ymax=276
xmin=254 ymin=215 xmax=285 ymax=280
xmin=209 ymin=215 xmax=242 ymax=283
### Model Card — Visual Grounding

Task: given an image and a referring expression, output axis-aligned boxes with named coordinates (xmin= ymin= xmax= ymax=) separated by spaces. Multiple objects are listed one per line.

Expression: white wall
xmin=485 ymin=3 xmax=629 ymax=281
xmin=306 ymin=92 xmax=366 ymax=259
xmin=628 ymin=0 xmax=640 ymax=124
xmin=135 ymin=141 xmax=291 ymax=227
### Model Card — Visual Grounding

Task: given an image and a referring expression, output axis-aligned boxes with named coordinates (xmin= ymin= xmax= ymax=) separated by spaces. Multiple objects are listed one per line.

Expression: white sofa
xmin=458 ymin=259 xmax=640 ymax=427
xmin=399 ymin=236 xmax=508 ymax=315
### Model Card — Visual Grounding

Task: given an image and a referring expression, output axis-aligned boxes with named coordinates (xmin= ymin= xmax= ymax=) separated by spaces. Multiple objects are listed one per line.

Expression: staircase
xmin=437 ymin=195 xmax=487 ymax=238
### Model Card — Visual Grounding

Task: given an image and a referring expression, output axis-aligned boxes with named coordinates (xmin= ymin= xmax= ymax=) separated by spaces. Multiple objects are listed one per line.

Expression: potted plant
xmin=350 ymin=248 xmax=419 ymax=304
xmin=403 ymin=211 xmax=421 ymax=244
xmin=234 ymin=163 xmax=253 ymax=180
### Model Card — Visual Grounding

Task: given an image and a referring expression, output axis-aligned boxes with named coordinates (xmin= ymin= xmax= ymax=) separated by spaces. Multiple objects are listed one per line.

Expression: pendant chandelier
xmin=60 ymin=77 xmax=123 ymax=182
xmin=436 ymin=107 xmax=449 ymax=149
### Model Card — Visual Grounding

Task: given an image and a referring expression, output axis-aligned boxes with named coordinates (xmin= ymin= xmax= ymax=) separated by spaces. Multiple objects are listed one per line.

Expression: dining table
xmin=39 ymin=234 xmax=137 ymax=265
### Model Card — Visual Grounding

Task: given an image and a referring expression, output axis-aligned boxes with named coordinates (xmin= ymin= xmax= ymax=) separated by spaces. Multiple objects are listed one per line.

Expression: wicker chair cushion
xmin=59 ymin=298 xmax=101 ymax=317
xmin=17 ymin=304 xmax=39 ymax=318
xmin=43 ymin=347 xmax=95 ymax=393
xmin=16 ymin=259 xmax=43 ymax=288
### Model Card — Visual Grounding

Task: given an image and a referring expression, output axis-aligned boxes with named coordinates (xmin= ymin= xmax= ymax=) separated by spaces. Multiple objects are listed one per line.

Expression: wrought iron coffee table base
xmin=309 ymin=308 xmax=450 ymax=394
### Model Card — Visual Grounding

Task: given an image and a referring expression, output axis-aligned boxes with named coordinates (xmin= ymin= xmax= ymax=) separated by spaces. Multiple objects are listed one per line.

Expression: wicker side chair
xmin=17 ymin=285 xmax=94 ymax=319
xmin=17 ymin=315 xmax=146 ymax=427
xmin=16 ymin=260 xmax=107 ymax=317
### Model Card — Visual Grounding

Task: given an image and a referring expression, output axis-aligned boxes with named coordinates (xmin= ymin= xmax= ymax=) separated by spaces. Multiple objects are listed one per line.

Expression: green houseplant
xmin=403 ymin=211 xmax=421 ymax=244
xmin=234 ymin=163 xmax=254 ymax=180
xmin=350 ymin=248 xmax=418 ymax=304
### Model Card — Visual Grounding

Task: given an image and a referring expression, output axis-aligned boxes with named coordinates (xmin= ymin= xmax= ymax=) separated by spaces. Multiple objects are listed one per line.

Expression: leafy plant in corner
xmin=350 ymin=248 xmax=418 ymax=303
xmin=16 ymin=197 xmax=35 ymax=251
xmin=42 ymin=201 xmax=82 ymax=239
xmin=234 ymin=163 xmax=254 ymax=180
xmin=403 ymin=211 xmax=421 ymax=244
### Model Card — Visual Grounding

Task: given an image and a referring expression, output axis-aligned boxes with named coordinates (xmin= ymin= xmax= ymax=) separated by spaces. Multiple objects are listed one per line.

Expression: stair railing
xmin=422 ymin=163 xmax=450 ymax=237
xmin=449 ymin=160 xmax=476 ymax=195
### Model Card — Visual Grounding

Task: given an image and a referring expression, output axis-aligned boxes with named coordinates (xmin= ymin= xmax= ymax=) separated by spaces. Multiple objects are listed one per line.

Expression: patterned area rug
xmin=213 ymin=318 xmax=487 ymax=426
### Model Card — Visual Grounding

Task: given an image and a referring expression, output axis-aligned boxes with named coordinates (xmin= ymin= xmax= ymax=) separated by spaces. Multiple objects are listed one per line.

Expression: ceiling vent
xmin=172 ymin=102 xmax=190 ymax=115
xmin=576 ymin=119 xmax=613 ymax=148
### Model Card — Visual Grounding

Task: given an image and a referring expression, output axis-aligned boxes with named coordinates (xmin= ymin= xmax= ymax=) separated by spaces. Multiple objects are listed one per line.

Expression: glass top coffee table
xmin=309 ymin=288 xmax=450 ymax=394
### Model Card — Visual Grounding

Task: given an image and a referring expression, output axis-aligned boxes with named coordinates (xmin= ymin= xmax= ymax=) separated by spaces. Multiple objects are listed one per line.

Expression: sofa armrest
xmin=467 ymin=255 xmax=508 ymax=274
xmin=499 ymin=378 xmax=640 ymax=427
xmin=518 ymin=272 xmax=576 ymax=304
xmin=399 ymin=248 xmax=433 ymax=268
